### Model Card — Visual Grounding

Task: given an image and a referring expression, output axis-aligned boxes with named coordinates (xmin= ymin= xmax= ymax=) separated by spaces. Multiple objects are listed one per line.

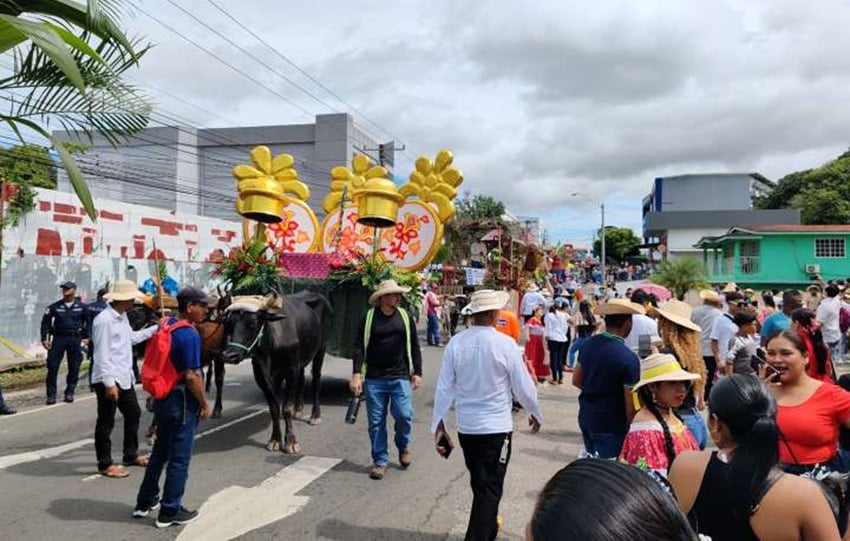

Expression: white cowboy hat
xmin=633 ymin=353 xmax=700 ymax=392
xmin=368 ymin=279 xmax=411 ymax=305
xmin=468 ymin=289 xmax=509 ymax=314
xmin=527 ymin=283 xmax=540 ymax=292
xmin=104 ymin=279 xmax=145 ymax=302
xmin=699 ymin=289 xmax=721 ymax=305
xmin=723 ymin=282 xmax=738 ymax=293
xmin=654 ymin=299 xmax=701 ymax=333
xmin=594 ymin=298 xmax=646 ymax=316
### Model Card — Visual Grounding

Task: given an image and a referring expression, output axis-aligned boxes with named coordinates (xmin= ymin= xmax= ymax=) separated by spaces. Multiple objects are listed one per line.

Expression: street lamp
xmin=571 ymin=193 xmax=606 ymax=286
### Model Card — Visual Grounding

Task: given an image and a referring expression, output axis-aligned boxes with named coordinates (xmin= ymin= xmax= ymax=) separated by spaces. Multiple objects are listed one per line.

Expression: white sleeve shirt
xmin=710 ymin=314 xmax=738 ymax=365
xmin=91 ymin=305 xmax=159 ymax=390
xmin=431 ymin=326 xmax=543 ymax=435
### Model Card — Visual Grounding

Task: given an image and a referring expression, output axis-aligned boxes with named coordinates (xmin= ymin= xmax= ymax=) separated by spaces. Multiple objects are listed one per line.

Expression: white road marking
xmin=0 ymin=393 xmax=98 ymax=419
xmin=0 ymin=408 xmax=267 ymax=476
xmin=177 ymin=456 xmax=341 ymax=541
xmin=0 ymin=438 xmax=93 ymax=470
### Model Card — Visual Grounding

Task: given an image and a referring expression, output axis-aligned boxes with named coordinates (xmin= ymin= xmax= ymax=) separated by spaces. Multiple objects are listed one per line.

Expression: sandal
xmin=124 ymin=454 xmax=149 ymax=467
xmin=100 ymin=464 xmax=129 ymax=478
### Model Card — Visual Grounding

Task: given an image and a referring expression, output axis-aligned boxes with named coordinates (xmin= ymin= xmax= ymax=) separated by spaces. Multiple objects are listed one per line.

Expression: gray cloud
xmin=121 ymin=0 xmax=850 ymax=239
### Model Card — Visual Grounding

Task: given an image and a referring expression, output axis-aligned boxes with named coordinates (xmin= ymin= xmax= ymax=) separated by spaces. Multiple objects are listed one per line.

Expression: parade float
xmin=214 ymin=145 xmax=464 ymax=357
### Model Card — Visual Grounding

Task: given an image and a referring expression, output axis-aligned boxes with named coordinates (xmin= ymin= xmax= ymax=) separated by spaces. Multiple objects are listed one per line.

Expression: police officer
xmin=41 ymin=281 xmax=89 ymax=405
xmin=86 ymin=285 xmax=109 ymax=387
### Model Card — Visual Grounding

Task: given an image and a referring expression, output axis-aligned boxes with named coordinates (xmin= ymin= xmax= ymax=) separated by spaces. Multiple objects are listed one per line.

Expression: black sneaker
xmin=155 ymin=506 xmax=199 ymax=528
xmin=63 ymin=394 xmax=74 ymax=403
xmin=46 ymin=397 xmax=56 ymax=405
xmin=132 ymin=497 xmax=161 ymax=518
xmin=0 ymin=405 xmax=16 ymax=415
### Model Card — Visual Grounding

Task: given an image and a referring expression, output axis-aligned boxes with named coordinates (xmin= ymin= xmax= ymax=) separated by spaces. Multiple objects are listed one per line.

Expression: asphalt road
xmin=0 ymin=344 xmax=584 ymax=541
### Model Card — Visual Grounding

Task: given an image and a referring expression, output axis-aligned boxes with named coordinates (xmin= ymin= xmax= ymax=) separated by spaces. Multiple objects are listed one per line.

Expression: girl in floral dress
xmin=524 ymin=306 xmax=549 ymax=382
xmin=620 ymin=353 xmax=701 ymax=477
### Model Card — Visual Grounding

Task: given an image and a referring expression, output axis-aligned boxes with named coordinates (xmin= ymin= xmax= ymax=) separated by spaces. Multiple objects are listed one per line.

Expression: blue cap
xmin=59 ymin=281 xmax=77 ymax=289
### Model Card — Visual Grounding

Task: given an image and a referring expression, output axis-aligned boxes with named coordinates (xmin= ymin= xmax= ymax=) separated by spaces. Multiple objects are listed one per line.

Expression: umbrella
xmin=635 ymin=283 xmax=672 ymax=302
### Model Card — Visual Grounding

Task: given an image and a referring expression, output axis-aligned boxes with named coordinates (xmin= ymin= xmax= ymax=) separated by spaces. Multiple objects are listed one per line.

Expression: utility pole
xmin=601 ymin=202 xmax=606 ymax=286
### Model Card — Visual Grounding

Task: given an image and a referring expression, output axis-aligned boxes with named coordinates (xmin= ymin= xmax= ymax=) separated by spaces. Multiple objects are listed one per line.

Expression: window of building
xmin=814 ymin=238 xmax=846 ymax=258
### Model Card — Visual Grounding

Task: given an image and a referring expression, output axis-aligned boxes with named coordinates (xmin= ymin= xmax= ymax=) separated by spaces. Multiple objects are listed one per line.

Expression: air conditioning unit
xmin=805 ymin=264 xmax=821 ymax=274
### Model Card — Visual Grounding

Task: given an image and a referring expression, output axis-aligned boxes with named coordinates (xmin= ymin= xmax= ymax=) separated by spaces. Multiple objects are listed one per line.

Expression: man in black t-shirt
xmin=351 ymin=280 xmax=423 ymax=480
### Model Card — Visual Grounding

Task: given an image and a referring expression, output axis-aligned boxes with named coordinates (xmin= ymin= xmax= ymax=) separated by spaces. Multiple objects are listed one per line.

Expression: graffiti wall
xmin=0 ymin=188 xmax=240 ymax=348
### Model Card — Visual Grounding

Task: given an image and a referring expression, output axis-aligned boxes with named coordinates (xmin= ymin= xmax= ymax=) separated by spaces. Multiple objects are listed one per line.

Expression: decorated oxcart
xmin=217 ymin=145 xmax=465 ymax=359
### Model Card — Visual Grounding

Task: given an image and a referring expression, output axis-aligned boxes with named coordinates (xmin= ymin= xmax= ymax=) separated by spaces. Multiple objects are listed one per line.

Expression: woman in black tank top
xmin=668 ymin=375 xmax=839 ymax=540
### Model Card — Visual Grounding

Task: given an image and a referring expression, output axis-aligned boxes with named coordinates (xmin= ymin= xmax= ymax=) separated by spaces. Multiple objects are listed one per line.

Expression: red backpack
xmin=142 ymin=320 xmax=193 ymax=399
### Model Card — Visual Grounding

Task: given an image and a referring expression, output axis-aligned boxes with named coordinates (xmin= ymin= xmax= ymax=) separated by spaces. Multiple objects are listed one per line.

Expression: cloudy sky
xmin=113 ymin=0 xmax=850 ymax=245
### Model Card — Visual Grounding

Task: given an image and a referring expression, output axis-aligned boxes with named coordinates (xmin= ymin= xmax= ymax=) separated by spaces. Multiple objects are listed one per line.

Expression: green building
xmin=695 ymin=225 xmax=850 ymax=289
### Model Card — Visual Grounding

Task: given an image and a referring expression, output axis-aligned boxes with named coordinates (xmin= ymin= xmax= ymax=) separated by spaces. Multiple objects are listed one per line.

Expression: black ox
xmin=221 ymin=291 xmax=332 ymax=454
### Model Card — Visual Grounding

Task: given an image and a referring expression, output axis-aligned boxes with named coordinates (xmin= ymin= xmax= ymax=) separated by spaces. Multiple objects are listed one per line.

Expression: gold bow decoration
xmin=233 ymin=145 xmax=310 ymax=216
xmin=400 ymin=149 xmax=464 ymax=222
xmin=322 ymin=153 xmax=390 ymax=213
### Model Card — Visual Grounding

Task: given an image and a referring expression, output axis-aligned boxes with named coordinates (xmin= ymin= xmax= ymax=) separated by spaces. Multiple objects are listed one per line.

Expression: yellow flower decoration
xmin=232 ymin=145 xmax=310 ymax=217
xmin=322 ymin=153 xmax=390 ymax=213
xmin=400 ymin=149 xmax=464 ymax=222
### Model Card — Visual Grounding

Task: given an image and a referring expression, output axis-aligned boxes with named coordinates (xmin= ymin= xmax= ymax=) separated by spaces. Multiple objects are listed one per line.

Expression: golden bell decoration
xmin=232 ymin=146 xmax=310 ymax=224
xmin=356 ymin=176 xmax=404 ymax=228
xmin=323 ymin=153 xmax=402 ymax=228
xmin=400 ymin=149 xmax=464 ymax=222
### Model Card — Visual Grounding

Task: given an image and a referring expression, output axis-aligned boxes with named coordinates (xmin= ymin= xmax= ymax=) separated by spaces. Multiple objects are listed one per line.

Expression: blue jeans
xmin=364 ymin=378 xmax=413 ymax=467
xmin=581 ymin=430 xmax=626 ymax=459
xmin=828 ymin=341 xmax=841 ymax=363
xmin=426 ymin=313 xmax=441 ymax=345
xmin=567 ymin=336 xmax=588 ymax=369
xmin=136 ymin=388 xmax=198 ymax=514
xmin=0 ymin=384 xmax=5 ymax=408
xmin=679 ymin=409 xmax=708 ymax=450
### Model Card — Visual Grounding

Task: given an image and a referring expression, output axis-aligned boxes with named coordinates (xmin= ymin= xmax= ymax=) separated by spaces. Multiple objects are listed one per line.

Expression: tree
xmin=754 ymin=151 xmax=850 ymax=224
xmin=0 ymin=144 xmax=58 ymax=188
xmin=0 ymin=1 xmax=151 ymax=220
xmin=651 ymin=258 xmax=708 ymax=301
xmin=593 ymin=226 xmax=641 ymax=264
xmin=455 ymin=195 xmax=506 ymax=221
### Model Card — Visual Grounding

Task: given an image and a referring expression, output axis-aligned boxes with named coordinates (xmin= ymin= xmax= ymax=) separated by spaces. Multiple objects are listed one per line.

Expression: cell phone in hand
xmin=755 ymin=357 xmax=781 ymax=382
xmin=437 ymin=433 xmax=453 ymax=459
xmin=638 ymin=334 xmax=652 ymax=359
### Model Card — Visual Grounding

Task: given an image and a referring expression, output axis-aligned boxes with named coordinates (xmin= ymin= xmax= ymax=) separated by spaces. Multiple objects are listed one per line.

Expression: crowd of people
xmin=411 ymin=272 xmax=850 ymax=540
xmin=14 ymin=269 xmax=850 ymax=539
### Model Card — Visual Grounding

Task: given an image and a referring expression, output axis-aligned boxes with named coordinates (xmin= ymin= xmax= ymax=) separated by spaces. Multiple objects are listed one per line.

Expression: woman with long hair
xmin=524 ymin=305 xmax=549 ymax=382
xmin=669 ymin=374 xmax=839 ymax=540
xmin=790 ymin=308 xmax=835 ymax=383
xmin=654 ymin=300 xmax=709 ymax=449
xmin=619 ymin=353 xmax=700 ymax=477
xmin=567 ymin=300 xmax=599 ymax=370
xmin=527 ymin=459 xmax=697 ymax=541
xmin=759 ymin=293 xmax=777 ymax=325
xmin=544 ymin=300 xmax=569 ymax=384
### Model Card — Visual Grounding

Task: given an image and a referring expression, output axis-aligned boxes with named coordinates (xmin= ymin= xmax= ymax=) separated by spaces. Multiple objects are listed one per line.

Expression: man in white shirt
xmin=431 ymin=289 xmax=542 ymax=541
xmin=624 ymin=289 xmax=658 ymax=352
xmin=816 ymin=284 xmax=843 ymax=363
xmin=91 ymin=280 xmax=160 ymax=478
xmin=691 ymin=289 xmax=723 ymax=399
xmin=710 ymin=291 xmax=744 ymax=378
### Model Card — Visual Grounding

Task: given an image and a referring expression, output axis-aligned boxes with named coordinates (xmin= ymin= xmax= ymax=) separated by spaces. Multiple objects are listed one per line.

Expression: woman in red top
xmin=761 ymin=329 xmax=850 ymax=469
xmin=790 ymin=308 xmax=835 ymax=384
xmin=524 ymin=306 xmax=549 ymax=382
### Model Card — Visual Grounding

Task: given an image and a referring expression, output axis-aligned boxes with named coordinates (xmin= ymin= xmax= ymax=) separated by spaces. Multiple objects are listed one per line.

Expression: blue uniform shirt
xmin=167 ymin=317 xmax=201 ymax=374
xmin=41 ymin=299 xmax=89 ymax=340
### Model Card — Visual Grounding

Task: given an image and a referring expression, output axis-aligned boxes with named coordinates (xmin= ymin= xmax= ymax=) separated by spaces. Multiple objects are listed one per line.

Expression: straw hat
xmin=594 ymin=298 xmax=646 ymax=316
xmin=699 ymin=289 xmax=720 ymax=304
xmin=467 ymin=289 xmax=509 ymax=314
xmin=527 ymin=283 xmax=540 ymax=292
xmin=368 ymin=279 xmax=411 ymax=305
xmin=723 ymin=282 xmax=738 ymax=293
xmin=633 ymin=353 xmax=700 ymax=392
xmin=104 ymin=279 xmax=145 ymax=302
xmin=654 ymin=300 xmax=701 ymax=332
xmin=743 ymin=288 xmax=755 ymax=296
